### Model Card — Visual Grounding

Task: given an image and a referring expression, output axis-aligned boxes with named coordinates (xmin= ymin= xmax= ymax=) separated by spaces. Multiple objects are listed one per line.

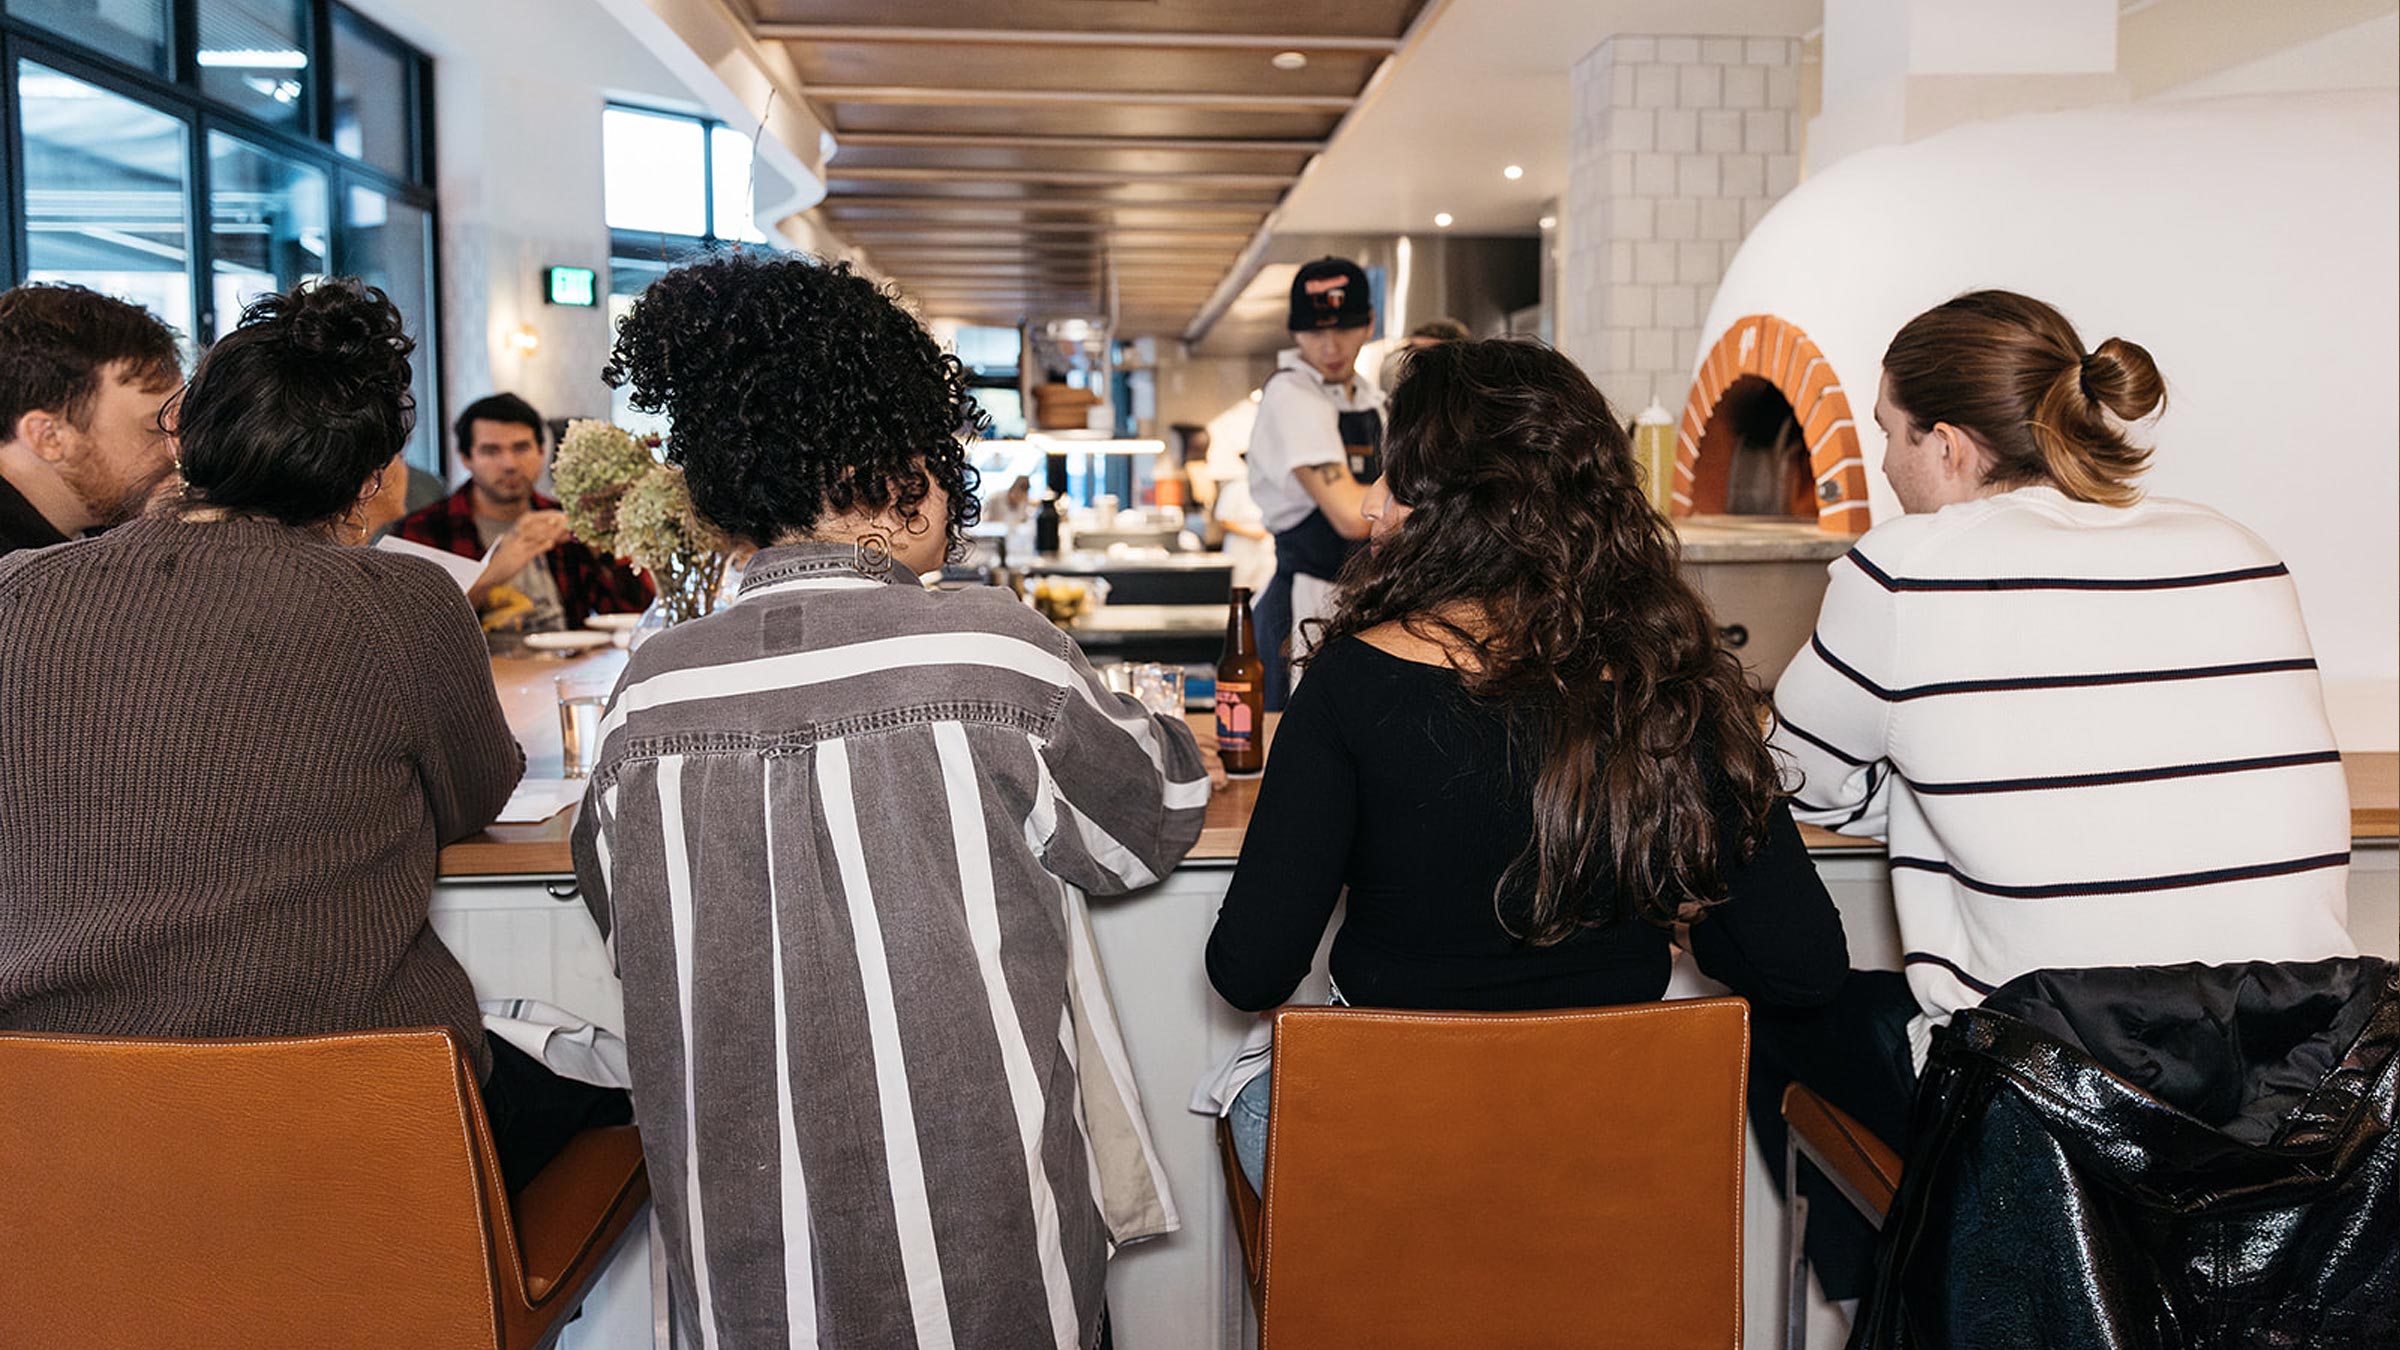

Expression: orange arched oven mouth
xmin=1675 ymin=314 xmax=1871 ymax=535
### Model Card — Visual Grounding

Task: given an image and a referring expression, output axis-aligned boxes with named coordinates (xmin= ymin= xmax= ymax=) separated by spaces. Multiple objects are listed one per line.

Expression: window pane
xmin=954 ymin=325 xmax=1022 ymax=375
xmin=331 ymin=12 xmax=413 ymax=179
xmin=207 ymin=134 xmax=328 ymax=339
xmin=607 ymin=256 xmax=673 ymax=437
xmin=5 ymin=0 xmax=170 ymax=74
xmin=341 ymin=185 xmax=438 ymax=473
xmin=196 ymin=0 xmax=310 ymax=133
xmin=709 ymin=125 xmax=768 ymax=244
xmin=968 ymin=388 xmax=1026 ymax=440
xmin=18 ymin=62 xmax=195 ymax=341
xmin=603 ymin=108 xmax=706 ymax=237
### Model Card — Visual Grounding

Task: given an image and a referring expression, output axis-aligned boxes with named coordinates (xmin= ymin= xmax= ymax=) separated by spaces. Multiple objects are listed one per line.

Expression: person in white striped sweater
xmin=1753 ymin=289 xmax=2355 ymax=1305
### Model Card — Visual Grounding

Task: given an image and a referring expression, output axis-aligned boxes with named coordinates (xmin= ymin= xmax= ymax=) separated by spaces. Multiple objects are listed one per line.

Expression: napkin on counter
xmin=497 ymin=776 xmax=585 ymax=823
xmin=481 ymin=999 xmax=630 ymax=1089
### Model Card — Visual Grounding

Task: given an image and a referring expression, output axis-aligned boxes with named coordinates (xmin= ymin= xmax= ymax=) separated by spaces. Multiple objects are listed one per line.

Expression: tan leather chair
xmin=1219 ymin=998 xmax=1752 ymax=1349
xmin=1779 ymin=1083 xmax=1903 ymax=1350
xmin=0 ymin=1027 xmax=648 ymax=1349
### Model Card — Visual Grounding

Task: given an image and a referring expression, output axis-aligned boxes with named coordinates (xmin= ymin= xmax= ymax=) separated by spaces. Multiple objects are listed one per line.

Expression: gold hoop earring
xmin=853 ymin=532 xmax=893 ymax=577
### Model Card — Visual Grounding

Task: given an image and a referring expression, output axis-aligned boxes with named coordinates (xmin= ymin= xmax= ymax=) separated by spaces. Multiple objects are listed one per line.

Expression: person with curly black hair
xmin=603 ymin=250 xmax=985 ymax=568
xmin=0 ymin=277 xmax=628 ymax=1195
xmin=581 ymin=251 xmax=1217 ymax=1348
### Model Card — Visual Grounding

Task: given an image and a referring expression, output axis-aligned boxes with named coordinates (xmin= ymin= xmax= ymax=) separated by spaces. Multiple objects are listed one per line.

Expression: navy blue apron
xmin=1258 ymin=390 xmax=1381 ymax=710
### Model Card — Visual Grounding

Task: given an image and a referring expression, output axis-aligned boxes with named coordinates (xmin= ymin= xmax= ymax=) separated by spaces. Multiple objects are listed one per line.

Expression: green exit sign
xmin=545 ymin=266 xmax=598 ymax=307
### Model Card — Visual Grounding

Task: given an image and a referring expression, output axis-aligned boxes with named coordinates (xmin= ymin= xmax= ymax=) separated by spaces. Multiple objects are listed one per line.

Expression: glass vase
xmin=629 ymin=550 xmax=727 ymax=650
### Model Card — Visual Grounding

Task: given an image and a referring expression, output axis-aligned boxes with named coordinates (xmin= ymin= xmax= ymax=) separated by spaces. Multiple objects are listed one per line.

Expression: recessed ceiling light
xmin=1270 ymin=51 xmax=1307 ymax=71
xmin=1433 ymin=212 xmax=1454 ymax=228
xmin=1503 ymin=164 xmax=1524 ymax=180
xmin=1539 ymin=215 xmax=1557 ymax=230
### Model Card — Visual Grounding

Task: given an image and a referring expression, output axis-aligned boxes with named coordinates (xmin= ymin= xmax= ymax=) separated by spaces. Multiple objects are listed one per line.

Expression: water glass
xmin=555 ymin=671 xmax=614 ymax=778
xmin=1130 ymin=662 xmax=1186 ymax=719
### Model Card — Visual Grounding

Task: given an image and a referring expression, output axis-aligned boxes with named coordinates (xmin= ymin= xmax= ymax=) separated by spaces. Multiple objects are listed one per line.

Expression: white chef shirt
xmin=1246 ymin=347 xmax=1383 ymax=535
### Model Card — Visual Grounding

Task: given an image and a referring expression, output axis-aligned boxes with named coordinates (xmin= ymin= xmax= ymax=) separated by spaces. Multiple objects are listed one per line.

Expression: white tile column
xmin=1562 ymin=34 xmax=1804 ymax=417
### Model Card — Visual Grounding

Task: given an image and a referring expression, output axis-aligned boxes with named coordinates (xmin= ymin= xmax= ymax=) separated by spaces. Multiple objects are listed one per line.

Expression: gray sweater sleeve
xmin=383 ymin=556 xmax=524 ymax=843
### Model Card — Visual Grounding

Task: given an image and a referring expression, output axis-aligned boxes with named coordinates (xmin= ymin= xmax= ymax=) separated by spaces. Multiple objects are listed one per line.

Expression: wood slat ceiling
xmin=764 ymin=0 xmax=1430 ymax=332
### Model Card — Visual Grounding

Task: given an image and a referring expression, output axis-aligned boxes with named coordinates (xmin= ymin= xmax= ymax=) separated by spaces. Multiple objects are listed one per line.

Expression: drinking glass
xmin=555 ymin=671 xmax=614 ymax=778
xmin=1130 ymin=662 xmax=1186 ymax=719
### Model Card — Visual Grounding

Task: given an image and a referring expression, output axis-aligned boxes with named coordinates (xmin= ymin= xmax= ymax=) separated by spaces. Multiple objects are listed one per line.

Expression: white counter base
xmin=432 ymin=845 xmax=2397 ymax=1350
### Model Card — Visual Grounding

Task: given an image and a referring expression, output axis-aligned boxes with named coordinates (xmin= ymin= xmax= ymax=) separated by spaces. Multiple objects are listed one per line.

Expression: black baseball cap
xmin=1288 ymin=257 xmax=1373 ymax=332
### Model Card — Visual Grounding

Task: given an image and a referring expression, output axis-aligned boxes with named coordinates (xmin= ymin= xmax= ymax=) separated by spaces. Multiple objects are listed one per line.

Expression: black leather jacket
xmin=1859 ymin=956 xmax=2397 ymax=1349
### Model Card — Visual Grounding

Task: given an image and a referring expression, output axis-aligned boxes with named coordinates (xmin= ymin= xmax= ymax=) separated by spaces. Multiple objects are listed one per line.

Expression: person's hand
xmin=1192 ymin=725 xmax=1230 ymax=790
xmin=469 ymin=510 xmax=572 ymax=606
xmin=486 ymin=510 xmax=571 ymax=576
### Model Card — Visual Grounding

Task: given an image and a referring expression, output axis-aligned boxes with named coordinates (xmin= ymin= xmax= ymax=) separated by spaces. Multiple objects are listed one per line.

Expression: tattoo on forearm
xmin=1306 ymin=464 xmax=1345 ymax=485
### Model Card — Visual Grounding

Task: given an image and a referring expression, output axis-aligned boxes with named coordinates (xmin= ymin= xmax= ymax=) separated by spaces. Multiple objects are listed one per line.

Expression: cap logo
xmin=1303 ymin=277 xmax=1349 ymax=309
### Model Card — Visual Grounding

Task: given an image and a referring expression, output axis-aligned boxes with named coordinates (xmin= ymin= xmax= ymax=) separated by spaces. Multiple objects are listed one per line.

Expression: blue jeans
xmin=1254 ymin=568 xmax=1294 ymax=712
xmin=1228 ymin=1069 xmax=1273 ymax=1194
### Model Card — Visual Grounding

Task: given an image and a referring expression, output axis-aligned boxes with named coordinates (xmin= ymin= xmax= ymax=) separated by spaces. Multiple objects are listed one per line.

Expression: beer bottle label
xmin=1215 ymin=683 xmax=1255 ymax=751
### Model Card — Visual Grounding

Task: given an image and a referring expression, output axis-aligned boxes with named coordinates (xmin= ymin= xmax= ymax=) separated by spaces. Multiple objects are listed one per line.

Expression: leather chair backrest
xmin=1259 ymin=999 xmax=1750 ymax=1350
xmin=0 ymin=1028 xmax=507 ymax=1349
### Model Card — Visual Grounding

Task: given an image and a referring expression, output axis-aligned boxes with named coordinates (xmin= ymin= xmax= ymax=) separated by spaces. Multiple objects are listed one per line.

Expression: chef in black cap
xmin=1245 ymin=256 xmax=1384 ymax=710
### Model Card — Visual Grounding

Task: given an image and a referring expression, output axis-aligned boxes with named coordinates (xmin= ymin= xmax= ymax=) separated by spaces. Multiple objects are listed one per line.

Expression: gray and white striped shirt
xmin=571 ymin=542 xmax=1211 ymax=1349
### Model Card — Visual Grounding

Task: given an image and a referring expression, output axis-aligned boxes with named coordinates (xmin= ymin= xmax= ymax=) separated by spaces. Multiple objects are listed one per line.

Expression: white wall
xmin=1696 ymin=92 xmax=2399 ymax=746
xmin=2151 ymin=11 xmax=2400 ymax=101
xmin=342 ymin=0 xmax=729 ymax=470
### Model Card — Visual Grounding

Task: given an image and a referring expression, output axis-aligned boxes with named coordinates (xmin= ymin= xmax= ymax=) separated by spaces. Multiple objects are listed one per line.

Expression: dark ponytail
xmin=1884 ymin=290 xmax=2163 ymax=507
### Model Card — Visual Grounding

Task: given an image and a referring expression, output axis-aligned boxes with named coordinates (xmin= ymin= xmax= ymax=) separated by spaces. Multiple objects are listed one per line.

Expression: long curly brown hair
xmin=1315 ymin=338 xmax=1779 ymax=942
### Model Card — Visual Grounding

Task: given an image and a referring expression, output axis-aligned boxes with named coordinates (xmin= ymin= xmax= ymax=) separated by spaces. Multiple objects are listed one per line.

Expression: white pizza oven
xmin=1679 ymin=90 xmax=2399 ymax=747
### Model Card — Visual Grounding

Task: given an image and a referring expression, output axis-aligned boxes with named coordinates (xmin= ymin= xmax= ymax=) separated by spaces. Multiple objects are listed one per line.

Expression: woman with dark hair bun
xmin=1204 ymin=336 xmax=1849 ymax=1190
xmin=0 ymin=277 xmax=628 ymax=1194
xmin=1759 ymin=289 xmax=2354 ymax=1308
xmin=580 ymin=251 xmax=1216 ymax=1348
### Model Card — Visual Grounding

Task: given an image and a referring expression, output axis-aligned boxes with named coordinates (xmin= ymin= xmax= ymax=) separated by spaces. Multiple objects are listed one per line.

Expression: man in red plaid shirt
xmin=392 ymin=393 xmax=651 ymax=630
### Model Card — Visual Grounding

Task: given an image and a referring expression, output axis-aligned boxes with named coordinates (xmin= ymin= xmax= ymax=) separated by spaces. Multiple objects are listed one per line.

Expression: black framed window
xmin=3 ymin=0 xmax=441 ymax=469
xmin=194 ymin=0 xmax=309 ymax=134
xmin=16 ymin=59 xmax=195 ymax=338
xmin=603 ymin=103 xmax=779 ymax=429
xmin=5 ymin=0 xmax=168 ymax=75
xmin=206 ymin=130 xmax=327 ymax=336
xmin=339 ymin=180 xmax=434 ymax=469
xmin=329 ymin=8 xmax=411 ymax=180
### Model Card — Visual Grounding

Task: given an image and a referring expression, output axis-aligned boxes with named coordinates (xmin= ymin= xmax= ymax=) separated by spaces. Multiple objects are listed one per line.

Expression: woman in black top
xmin=1207 ymin=338 xmax=1847 ymax=1187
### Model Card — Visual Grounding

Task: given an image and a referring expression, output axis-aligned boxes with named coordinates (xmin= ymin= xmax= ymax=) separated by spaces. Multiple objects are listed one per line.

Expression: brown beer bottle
xmin=1215 ymin=587 xmax=1266 ymax=775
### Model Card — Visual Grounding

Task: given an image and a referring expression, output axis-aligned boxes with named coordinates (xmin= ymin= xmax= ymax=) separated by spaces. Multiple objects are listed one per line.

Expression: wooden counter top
xmin=438 ymin=651 xmax=623 ymax=879
xmin=441 ymin=652 xmax=2400 ymax=877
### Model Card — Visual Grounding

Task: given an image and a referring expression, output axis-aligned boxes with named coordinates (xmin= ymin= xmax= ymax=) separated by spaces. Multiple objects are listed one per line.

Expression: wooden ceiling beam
xmin=821 ymin=195 xmax=1270 ymax=216
xmin=831 ymin=131 xmax=1326 ymax=154
xmin=908 ymin=288 xmax=1215 ymax=300
xmin=806 ymin=86 xmax=1354 ymax=112
xmin=831 ymin=166 xmax=1298 ymax=189
xmin=860 ymin=245 xmax=1237 ymax=257
xmin=827 ymin=221 xmax=1258 ymax=238
xmin=755 ymin=25 xmax=1400 ymax=53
